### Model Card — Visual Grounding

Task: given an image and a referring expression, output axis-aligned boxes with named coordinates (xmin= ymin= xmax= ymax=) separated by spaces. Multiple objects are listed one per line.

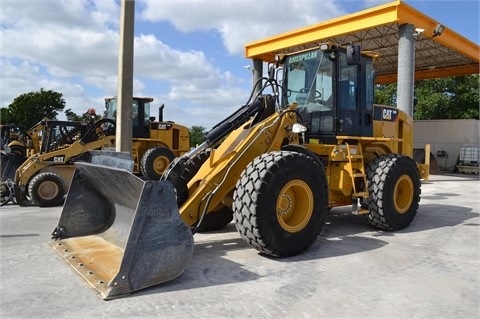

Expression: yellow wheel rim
xmin=393 ymin=175 xmax=414 ymax=214
xmin=153 ymin=156 xmax=170 ymax=174
xmin=276 ymin=180 xmax=313 ymax=233
xmin=38 ymin=181 xmax=60 ymax=200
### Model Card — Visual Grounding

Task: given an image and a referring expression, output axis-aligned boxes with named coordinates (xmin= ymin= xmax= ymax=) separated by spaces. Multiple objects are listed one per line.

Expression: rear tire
xmin=28 ymin=172 xmax=65 ymax=207
xmin=366 ymin=154 xmax=421 ymax=230
xmin=195 ymin=207 xmax=233 ymax=232
xmin=168 ymin=149 xmax=232 ymax=232
xmin=0 ymin=181 xmax=12 ymax=206
xmin=180 ymin=149 xmax=211 ymax=182
xmin=169 ymin=149 xmax=212 ymax=207
xmin=140 ymin=147 xmax=176 ymax=180
xmin=233 ymin=151 xmax=328 ymax=257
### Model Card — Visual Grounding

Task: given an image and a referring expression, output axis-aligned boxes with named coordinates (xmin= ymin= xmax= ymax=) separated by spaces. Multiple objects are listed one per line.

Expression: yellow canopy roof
xmin=245 ymin=0 xmax=479 ymax=83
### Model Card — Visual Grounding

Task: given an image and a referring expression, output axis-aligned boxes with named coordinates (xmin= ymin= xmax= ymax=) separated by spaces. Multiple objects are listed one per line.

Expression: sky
xmin=1 ymin=0 xmax=479 ymax=129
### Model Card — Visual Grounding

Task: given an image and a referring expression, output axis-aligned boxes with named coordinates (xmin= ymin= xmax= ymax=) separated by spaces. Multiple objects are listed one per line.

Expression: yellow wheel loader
xmin=13 ymin=118 xmax=116 ymax=207
xmin=7 ymin=98 xmax=189 ymax=207
xmin=1 ymin=124 xmax=28 ymax=184
xmin=2 ymin=120 xmax=53 ymax=203
xmin=104 ymin=97 xmax=190 ymax=179
xmin=50 ymin=43 xmax=429 ymax=299
xmin=2 ymin=120 xmax=49 ymax=182
xmin=4 ymin=120 xmax=45 ymax=158
xmin=1 ymin=124 xmax=24 ymax=155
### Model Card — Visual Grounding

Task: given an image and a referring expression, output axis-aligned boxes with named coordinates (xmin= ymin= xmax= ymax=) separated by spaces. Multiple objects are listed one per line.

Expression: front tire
xmin=233 ymin=151 xmax=328 ymax=257
xmin=366 ymin=154 xmax=421 ymax=230
xmin=140 ymin=147 xmax=176 ymax=180
xmin=28 ymin=172 xmax=65 ymax=207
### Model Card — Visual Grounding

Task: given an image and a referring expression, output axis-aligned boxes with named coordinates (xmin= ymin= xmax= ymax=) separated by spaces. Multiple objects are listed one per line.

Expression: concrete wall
xmin=413 ymin=119 xmax=479 ymax=172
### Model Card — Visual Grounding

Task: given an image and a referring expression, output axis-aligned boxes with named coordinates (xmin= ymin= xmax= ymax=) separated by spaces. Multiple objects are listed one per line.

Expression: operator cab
xmin=105 ymin=97 xmax=153 ymax=139
xmin=283 ymin=43 xmax=375 ymax=144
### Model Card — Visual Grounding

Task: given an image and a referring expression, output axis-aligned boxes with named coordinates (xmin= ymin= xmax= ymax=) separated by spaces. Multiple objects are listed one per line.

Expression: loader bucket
xmin=50 ymin=162 xmax=194 ymax=300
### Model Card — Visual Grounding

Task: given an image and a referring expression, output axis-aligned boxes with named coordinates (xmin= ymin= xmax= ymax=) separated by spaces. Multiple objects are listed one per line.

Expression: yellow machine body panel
xmin=180 ymin=107 xmax=300 ymax=226
xmin=15 ymin=137 xmax=115 ymax=187
xmin=148 ymin=122 xmax=190 ymax=153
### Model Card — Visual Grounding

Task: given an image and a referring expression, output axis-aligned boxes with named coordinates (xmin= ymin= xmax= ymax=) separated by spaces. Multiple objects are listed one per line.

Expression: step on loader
xmin=51 ymin=43 xmax=429 ymax=299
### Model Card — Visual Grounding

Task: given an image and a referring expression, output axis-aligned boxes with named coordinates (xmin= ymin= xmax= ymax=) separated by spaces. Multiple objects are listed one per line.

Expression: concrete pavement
xmin=1 ymin=173 xmax=479 ymax=318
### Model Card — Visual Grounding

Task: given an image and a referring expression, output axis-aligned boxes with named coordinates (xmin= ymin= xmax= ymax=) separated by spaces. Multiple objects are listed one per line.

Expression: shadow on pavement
xmin=135 ymin=199 xmax=478 ymax=298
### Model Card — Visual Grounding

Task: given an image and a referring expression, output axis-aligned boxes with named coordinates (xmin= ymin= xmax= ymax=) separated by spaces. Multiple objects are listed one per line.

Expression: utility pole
xmin=116 ymin=0 xmax=135 ymax=152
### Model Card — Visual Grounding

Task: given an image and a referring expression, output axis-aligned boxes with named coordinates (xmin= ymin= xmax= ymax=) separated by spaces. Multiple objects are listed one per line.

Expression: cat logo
xmin=383 ymin=108 xmax=397 ymax=121
xmin=53 ymin=156 xmax=65 ymax=163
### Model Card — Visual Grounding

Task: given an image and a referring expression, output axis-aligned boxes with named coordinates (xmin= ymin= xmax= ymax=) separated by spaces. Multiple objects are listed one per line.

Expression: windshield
xmin=285 ymin=49 xmax=333 ymax=112
xmin=105 ymin=98 xmax=150 ymax=124
xmin=105 ymin=99 xmax=117 ymax=120
xmin=105 ymin=98 xmax=142 ymax=120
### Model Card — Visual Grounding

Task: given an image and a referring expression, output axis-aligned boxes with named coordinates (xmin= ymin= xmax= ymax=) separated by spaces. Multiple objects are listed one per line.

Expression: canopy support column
xmin=397 ymin=23 xmax=415 ymax=117
xmin=252 ymin=59 xmax=263 ymax=96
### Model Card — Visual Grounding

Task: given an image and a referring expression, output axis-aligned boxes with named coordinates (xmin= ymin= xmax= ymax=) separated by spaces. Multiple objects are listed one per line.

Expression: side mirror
xmin=346 ymin=45 xmax=361 ymax=65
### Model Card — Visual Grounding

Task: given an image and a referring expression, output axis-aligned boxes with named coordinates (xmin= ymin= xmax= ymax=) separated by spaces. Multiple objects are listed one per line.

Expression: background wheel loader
xmin=1 ymin=121 xmax=44 ymax=204
xmin=5 ymin=97 xmax=190 ymax=207
xmin=104 ymin=97 xmax=190 ymax=180
xmin=4 ymin=120 xmax=45 ymax=158
xmin=50 ymin=43 xmax=429 ymax=299
xmin=1 ymin=119 xmax=52 ymax=183
xmin=1 ymin=124 xmax=24 ymax=155
xmin=1 ymin=118 xmax=110 ymax=206
xmin=13 ymin=118 xmax=117 ymax=207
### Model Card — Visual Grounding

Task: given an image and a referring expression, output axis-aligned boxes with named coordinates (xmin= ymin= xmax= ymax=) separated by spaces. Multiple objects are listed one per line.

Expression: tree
xmin=1 ymin=107 xmax=13 ymax=124
xmin=189 ymin=125 xmax=206 ymax=147
xmin=374 ymin=83 xmax=397 ymax=106
xmin=1 ymin=88 xmax=65 ymax=132
xmin=414 ymin=75 xmax=479 ymax=120
xmin=374 ymin=75 xmax=479 ymax=120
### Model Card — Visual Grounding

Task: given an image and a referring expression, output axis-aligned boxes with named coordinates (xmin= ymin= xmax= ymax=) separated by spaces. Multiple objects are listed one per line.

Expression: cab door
xmin=335 ymin=53 xmax=373 ymax=138
xmin=336 ymin=53 xmax=360 ymax=136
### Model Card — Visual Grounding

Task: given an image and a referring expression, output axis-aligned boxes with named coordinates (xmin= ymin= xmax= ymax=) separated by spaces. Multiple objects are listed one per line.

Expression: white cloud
xmin=1 ymin=1 xmax=120 ymax=77
xmin=134 ymin=34 xmax=215 ymax=80
xmin=0 ymin=0 xmax=356 ymax=128
xmin=140 ymin=0 xmax=346 ymax=55
xmin=0 ymin=0 xmax=121 ymax=113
